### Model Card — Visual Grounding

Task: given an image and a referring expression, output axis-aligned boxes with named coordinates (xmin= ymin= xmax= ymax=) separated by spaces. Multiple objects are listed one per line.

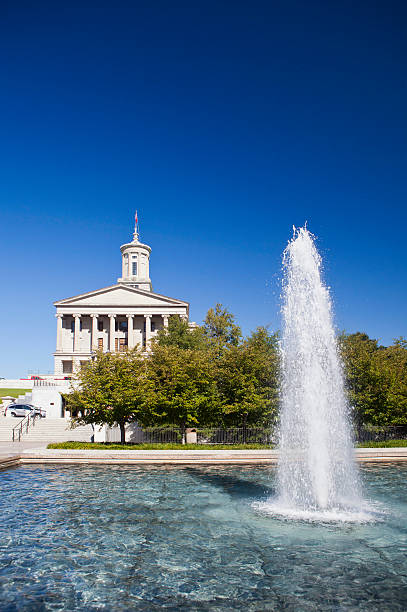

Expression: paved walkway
xmin=1 ymin=446 xmax=407 ymax=468
xmin=0 ymin=441 xmax=48 ymax=469
xmin=0 ymin=441 xmax=48 ymax=457
xmin=0 ymin=441 xmax=48 ymax=455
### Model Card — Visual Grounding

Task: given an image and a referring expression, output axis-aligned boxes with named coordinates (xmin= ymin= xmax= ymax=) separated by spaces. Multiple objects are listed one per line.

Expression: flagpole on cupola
xmin=133 ymin=210 xmax=139 ymax=242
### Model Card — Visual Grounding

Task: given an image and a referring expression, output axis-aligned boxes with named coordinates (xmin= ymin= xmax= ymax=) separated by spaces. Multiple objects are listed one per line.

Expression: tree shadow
xmin=185 ymin=467 xmax=275 ymax=501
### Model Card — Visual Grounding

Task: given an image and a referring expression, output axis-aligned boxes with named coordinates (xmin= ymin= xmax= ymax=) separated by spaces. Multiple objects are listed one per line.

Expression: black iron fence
xmin=196 ymin=427 xmax=276 ymax=445
xmin=110 ymin=424 xmax=407 ymax=445
xmin=136 ymin=427 xmax=183 ymax=444
xmin=355 ymin=425 xmax=407 ymax=443
xmin=124 ymin=426 xmax=276 ymax=445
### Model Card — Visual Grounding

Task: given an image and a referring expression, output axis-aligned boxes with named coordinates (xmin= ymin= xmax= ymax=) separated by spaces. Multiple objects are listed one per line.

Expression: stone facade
xmin=53 ymin=220 xmax=189 ymax=375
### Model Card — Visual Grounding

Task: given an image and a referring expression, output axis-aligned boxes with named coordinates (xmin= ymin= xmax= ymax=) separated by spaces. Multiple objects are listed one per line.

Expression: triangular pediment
xmin=54 ymin=285 xmax=188 ymax=307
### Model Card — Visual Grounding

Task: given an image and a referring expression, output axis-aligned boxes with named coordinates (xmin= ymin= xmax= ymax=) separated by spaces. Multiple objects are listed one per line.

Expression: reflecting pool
xmin=1 ymin=464 xmax=407 ymax=610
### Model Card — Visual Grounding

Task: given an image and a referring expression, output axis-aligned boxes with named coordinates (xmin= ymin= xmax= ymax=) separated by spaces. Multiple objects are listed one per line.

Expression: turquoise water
xmin=0 ymin=464 xmax=407 ymax=611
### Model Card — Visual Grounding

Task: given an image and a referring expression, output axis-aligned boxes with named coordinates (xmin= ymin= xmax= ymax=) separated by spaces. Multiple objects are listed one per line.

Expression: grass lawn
xmin=47 ymin=440 xmax=407 ymax=450
xmin=357 ymin=439 xmax=407 ymax=448
xmin=47 ymin=442 xmax=274 ymax=450
xmin=0 ymin=388 xmax=31 ymax=398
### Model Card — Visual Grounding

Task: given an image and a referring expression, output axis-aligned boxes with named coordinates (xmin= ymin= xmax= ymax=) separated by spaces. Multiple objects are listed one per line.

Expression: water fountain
xmin=257 ymin=226 xmax=366 ymax=521
xmin=2 ymin=225 xmax=405 ymax=610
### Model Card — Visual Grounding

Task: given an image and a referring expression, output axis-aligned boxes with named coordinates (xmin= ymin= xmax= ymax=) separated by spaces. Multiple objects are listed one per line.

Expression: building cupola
xmin=117 ymin=212 xmax=152 ymax=291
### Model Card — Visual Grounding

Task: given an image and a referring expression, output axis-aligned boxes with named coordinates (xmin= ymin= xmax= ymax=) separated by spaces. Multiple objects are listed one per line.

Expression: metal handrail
xmin=12 ymin=412 xmax=39 ymax=442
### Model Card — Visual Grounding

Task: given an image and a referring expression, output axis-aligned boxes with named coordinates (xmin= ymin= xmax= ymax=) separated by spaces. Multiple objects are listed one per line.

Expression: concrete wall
xmin=103 ymin=423 xmax=145 ymax=443
xmin=0 ymin=379 xmax=35 ymax=389
xmin=31 ymin=388 xmax=66 ymax=419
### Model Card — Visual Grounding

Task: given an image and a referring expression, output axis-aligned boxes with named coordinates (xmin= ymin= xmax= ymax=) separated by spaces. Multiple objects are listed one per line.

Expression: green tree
xmin=339 ymin=332 xmax=407 ymax=426
xmin=215 ymin=326 xmax=279 ymax=426
xmin=203 ymin=303 xmax=242 ymax=354
xmin=67 ymin=349 xmax=148 ymax=443
xmin=393 ymin=337 xmax=407 ymax=350
xmin=154 ymin=315 xmax=207 ymax=350
xmin=246 ymin=325 xmax=279 ymax=357
xmin=145 ymin=344 xmax=218 ymax=431
xmin=370 ymin=340 xmax=407 ymax=425
xmin=339 ymin=332 xmax=384 ymax=426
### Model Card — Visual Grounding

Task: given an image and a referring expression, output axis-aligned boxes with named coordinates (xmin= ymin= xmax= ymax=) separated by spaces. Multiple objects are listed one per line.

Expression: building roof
xmin=54 ymin=284 xmax=189 ymax=310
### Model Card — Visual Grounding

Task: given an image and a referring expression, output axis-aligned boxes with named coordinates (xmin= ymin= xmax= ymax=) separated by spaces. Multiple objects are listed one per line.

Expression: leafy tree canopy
xmin=215 ymin=327 xmax=279 ymax=426
xmin=67 ymin=349 xmax=148 ymax=442
xmin=144 ymin=344 xmax=219 ymax=428
xmin=154 ymin=315 xmax=207 ymax=350
xmin=203 ymin=303 xmax=242 ymax=353
xmin=339 ymin=332 xmax=407 ymax=426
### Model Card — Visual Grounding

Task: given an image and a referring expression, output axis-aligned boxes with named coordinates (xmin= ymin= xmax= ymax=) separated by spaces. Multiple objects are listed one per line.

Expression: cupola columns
xmin=117 ymin=213 xmax=152 ymax=291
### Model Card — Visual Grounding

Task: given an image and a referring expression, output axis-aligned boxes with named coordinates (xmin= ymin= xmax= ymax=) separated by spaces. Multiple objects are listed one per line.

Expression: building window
xmin=115 ymin=337 xmax=128 ymax=352
xmin=131 ymin=254 xmax=138 ymax=276
xmin=98 ymin=320 xmax=103 ymax=332
xmin=70 ymin=320 xmax=82 ymax=332
xmin=151 ymin=322 xmax=156 ymax=332
xmin=98 ymin=338 xmax=103 ymax=350
xmin=115 ymin=320 xmax=128 ymax=332
xmin=62 ymin=360 xmax=73 ymax=374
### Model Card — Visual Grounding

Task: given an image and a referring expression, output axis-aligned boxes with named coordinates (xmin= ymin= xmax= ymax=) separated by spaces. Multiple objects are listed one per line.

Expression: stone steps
xmin=15 ymin=392 xmax=33 ymax=404
xmin=0 ymin=419 xmax=93 ymax=443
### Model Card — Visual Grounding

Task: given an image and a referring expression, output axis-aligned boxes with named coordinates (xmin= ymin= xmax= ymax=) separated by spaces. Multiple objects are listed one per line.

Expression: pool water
xmin=1 ymin=464 xmax=407 ymax=610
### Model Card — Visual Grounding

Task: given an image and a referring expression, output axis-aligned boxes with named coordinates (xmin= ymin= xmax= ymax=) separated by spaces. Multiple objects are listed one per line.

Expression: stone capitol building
xmin=53 ymin=218 xmax=190 ymax=375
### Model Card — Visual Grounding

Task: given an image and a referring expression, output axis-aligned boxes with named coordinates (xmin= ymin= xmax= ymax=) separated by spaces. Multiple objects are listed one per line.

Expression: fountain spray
xmin=274 ymin=226 xmax=362 ymax=518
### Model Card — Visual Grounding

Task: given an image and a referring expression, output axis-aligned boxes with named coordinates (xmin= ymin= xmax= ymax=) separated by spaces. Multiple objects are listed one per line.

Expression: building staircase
xmin=0 ymin=418 xmax=93 ymax=443
xmin=14 ymin=392 xmax=33 ymax=404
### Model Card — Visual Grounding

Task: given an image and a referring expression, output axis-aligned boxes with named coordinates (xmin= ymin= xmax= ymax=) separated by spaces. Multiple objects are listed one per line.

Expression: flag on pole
xmin=133 ymin=211 xmax=139 ymax=240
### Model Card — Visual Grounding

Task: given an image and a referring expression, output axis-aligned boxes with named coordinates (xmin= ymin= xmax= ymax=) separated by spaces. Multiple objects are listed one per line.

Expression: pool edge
xmin=1 ymin=448 xmax=407 ymax=467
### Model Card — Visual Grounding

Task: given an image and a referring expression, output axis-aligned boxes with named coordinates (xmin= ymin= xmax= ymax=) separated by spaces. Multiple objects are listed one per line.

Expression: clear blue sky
xmin=1 ymin=1 xmax=406 ymax=377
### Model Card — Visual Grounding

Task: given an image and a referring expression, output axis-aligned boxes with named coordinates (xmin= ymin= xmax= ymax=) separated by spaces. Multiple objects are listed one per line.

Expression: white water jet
xmin=257 ymin=226 xmax=366 ymax=521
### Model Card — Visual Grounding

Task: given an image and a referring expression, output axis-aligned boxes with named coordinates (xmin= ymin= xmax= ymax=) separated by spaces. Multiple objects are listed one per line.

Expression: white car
xmin=5 ymin=404 xmax=46 ymax=418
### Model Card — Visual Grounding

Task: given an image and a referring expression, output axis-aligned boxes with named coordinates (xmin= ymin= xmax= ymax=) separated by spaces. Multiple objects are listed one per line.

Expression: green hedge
xmin=47 ymin=442 xmax=273 ymax=450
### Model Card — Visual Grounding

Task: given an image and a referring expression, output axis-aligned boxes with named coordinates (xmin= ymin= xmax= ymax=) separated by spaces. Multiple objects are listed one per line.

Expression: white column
xmin=127 ymin=314 xmax=134 ymax=349
xmin=144 ymin=315 xmax=152 ymax=351
xmin=56 ymin=314 xmax=63 ymax=351
xmin=109 ymin=314 xmax=116 ymax=352
xmin=73 ymin=314 xmax=81 ymax=352
xmin=162 ymin=315 xmax=169 ymax=328
xmin=91 ymin=314 xmax=98 ymax=351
